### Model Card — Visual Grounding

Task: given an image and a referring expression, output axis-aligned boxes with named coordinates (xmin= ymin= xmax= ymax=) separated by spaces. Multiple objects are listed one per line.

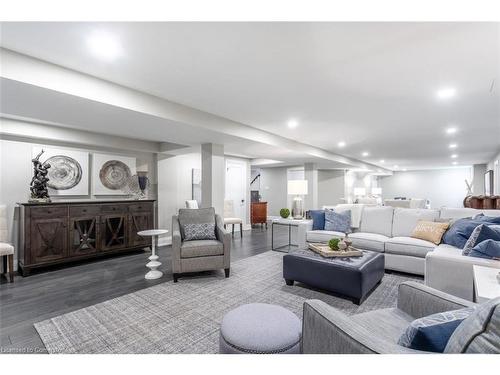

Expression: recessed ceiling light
xmin=379 ymin=159 xmax=385 ymax=164
xmin=449 ymin=143 xmax=458 ymax=149
xmin=362 ymin=151 xmax=370 ymax=157
xmin=446 ymin=127 xmax=457 ymax=135
xmin=287 ymin=119 xmax=299 ymax=129
xmin=451 ymin=154 xmax=458 ymax=159
xmin=393 ymin=165 xmax=399 ymax=169
xmin=86 ymin=31 xmax=122 ymax=61
xmin=402 ymin=168 xmax=407 ymax=172
xmin=337 ymin=141 xmax=346 ymax=148
xmin=452 ymin=161 xmax=458 ymax=165
xmin=436 ymin=87 xmax=456 ymax=100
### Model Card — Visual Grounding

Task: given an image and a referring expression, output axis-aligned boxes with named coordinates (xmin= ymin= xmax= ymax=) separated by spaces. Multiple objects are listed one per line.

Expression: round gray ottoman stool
xmin=219 ymin=303 xmax=302 ymax=354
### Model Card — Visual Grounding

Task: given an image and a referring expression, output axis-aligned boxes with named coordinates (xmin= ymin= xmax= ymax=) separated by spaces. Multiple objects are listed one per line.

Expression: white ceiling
xmin=1 ymin=22 xmax=499 ymax=169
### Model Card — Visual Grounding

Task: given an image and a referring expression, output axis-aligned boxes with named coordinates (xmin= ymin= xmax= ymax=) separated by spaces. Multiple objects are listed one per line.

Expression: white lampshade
xmin=353 ymin=187 xmax=366 ymax=196
xmin=288 ymin=180 xmax=308 ymax=195
xmin=371 ymin=187 xmax=382 ymax=195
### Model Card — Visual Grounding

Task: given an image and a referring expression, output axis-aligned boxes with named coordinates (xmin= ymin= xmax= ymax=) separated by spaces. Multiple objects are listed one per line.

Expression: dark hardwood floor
xmin=0 ymin=226 xmax=289 ymax=354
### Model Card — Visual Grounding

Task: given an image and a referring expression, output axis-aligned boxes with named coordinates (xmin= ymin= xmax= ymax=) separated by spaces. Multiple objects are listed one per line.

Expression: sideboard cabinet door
xmin=100 ymin=214 xmax=128 ymax=251
xmin=30 ymin=216 xmax=68 ymax=264
xmin=128 ymin=212 xmax=153 ymax=247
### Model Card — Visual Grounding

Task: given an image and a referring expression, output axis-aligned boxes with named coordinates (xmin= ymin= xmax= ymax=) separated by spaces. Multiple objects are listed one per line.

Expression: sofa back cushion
xmin=359 ymin=206 xmax=394 ymax=237
xmin=445 ymin=297 xmax=500 ymax=353
xmin=392 ymin=208 xmax=440 ymax=238
xmin=439 ymin=207 xmax=478 ymax=220
xmin=178 ymin=207 xmax=216 ymax=239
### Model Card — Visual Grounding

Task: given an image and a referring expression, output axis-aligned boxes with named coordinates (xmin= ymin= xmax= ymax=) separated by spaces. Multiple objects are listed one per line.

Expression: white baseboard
xmin=158 ymin=236 xmax=172 ymax=247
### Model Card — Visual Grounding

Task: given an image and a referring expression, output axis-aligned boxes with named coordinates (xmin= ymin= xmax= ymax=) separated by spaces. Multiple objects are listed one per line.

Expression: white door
xmin=225 ymin=160 xmax=246 ymax=230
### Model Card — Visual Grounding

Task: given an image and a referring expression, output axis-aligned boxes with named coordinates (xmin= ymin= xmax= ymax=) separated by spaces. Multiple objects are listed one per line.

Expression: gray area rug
xmin=34 ymin=251 xmax=420 ymax=353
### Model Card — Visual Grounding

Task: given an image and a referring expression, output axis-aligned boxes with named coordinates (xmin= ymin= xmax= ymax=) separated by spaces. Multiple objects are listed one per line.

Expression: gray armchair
xmin=172 ymin=207 xmax=231 ymax=283
xmin=302 ymin=281 xmax=476 ymax=354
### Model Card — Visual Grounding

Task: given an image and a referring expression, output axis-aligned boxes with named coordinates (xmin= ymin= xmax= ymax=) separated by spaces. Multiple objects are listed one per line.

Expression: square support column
xmin=304 ymin=163 xmax=318 ymax=211
xmin=201 ymin=143 xmax=225 ymax=215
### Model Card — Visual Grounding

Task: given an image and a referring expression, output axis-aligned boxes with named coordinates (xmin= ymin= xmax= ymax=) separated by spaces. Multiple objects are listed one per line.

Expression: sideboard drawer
xmin=101 ymin=204 xmax=128 ymax=214
xmin=70 ymin=205 xmax=101 ymax=217
xmin=128 ymin=202 xmax=153 ymax=212
xmin=30 ymin=206 xmax=67 ymax=218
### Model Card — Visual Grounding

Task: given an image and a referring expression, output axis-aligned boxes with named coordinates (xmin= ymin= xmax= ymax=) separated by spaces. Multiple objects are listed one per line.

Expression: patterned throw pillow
xmin=411 ymin=220 xmax=449 ymax=245
xmin=398 ymin=307 xmax=475 ymax=353
xmin=463 ymin=224 xmax=500 ymax=255
xmin=324 ymin=209 xmax=351 ymax=233
xmin=183 ymin=223 xmax=216 ymax=241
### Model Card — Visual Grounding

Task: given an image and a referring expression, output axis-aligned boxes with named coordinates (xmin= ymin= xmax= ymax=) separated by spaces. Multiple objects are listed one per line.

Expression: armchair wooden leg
xmin=8 ymin=254 xmax=13 ymax=283
xmin=240 ymin=223 xmax=243 ymax=237
xmin=224 ymin=268 xmax=230 ymax=278
xmin=232 ymin=225 xmax=235 ymax=237
xmin=173 ymin=273 xmax=179 ymax=283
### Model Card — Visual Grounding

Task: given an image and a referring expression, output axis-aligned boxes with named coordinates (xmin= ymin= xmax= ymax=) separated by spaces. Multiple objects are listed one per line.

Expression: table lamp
xmin=288 ymin=180 xmax=308 ymax=219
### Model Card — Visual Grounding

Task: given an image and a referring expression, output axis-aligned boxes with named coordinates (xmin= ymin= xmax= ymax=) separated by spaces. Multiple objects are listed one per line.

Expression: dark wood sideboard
xmin=17 ymin=200 xmax=155 ymax=276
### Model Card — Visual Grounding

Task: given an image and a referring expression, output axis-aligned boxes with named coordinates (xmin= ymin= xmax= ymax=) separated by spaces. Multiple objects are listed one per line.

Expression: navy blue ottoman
xmin=283 ymin=249 xmax=385 ymax=304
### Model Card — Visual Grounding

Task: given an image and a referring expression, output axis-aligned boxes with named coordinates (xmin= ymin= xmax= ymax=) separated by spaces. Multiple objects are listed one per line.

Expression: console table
xmin=17 ymin=200 xmax=155 ymax=276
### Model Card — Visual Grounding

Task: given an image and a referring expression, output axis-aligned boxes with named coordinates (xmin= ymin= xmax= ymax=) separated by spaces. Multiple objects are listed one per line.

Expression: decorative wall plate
xmin=45 ymin=155 xmax=82 ymax=190
xmin=99 ymin=160 xmax=132 ymax=190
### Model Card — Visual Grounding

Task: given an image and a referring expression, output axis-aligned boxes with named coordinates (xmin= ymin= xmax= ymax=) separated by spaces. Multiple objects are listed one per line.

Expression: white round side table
xmin=138 ymin=229 xmax=168 ymax=280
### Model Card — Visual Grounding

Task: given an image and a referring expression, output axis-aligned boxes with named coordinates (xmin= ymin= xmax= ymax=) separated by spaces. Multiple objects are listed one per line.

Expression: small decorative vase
xmin=338 ymin=240 xmax=348 ymax=251
xmin=343 ymin=234 xmax=352 ymax=249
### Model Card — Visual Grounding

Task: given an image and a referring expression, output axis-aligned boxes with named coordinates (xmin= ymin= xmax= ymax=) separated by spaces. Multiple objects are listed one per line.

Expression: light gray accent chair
xmin=172 ymin=207 xmax=231 ymax=282
xmin=301 ymin=281 xmax=495 ymax=354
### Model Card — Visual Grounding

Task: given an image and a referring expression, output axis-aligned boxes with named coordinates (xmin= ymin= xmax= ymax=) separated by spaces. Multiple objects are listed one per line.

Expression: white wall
xmin=379 ymin=167 xmax=473 ymax=208
xmin=157 ymin=152 xmax=201 ymax=243
xmin=487 ymin=151 xmax=500 ymax=195
xmin=318 ymin=170 xmax=345 ymax=207
xmin=259 ymin=167 xmax=288 ymax=216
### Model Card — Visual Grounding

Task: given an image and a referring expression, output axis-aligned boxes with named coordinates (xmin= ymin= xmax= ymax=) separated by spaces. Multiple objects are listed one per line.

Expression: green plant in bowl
xmin=280 ymin=208 xmax=290 ymax=219
xmin=328 ymin=238 xmax=340 ymax=251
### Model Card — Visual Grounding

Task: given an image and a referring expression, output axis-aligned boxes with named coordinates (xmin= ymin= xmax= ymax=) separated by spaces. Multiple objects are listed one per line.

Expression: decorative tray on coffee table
xmin=308 ymin=243 xmax=363 ymax=258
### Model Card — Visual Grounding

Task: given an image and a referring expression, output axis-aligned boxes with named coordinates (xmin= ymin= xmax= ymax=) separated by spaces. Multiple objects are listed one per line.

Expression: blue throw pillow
xmin=442 ymin=218 xmax=485 ymax=249
xmin=309 ymin=210 xmax=325 ymax=230
xmin=462 ymin=224 xmax=500 ymax=255
xmin=324 ymin=209 xmax=351 ymax=233
xmin=474 ymin=214 xmax=500 ymax=224
xmin=468 ymin=239 xmax=500 ymax=260
xmin=398 ymin=308 xmax=474 ymax=352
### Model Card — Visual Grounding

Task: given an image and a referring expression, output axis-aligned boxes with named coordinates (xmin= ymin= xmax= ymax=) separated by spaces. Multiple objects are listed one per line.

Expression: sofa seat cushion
xmin=180 ymin=239 xmax=223 ymax=258
xmin=352 ymin=308 xmax=413 ymax=343
xmin=348 ymin=232 xmax=389 ymax=253
xmin=385 ymin=237 xmax=436 ymax=258
xmin=306 ymin=230 xmax=344 ymax=243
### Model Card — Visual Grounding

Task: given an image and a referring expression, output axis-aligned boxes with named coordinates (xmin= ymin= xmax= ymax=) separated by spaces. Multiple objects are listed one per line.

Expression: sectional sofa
xmin=299 ymin=205 xmax=500 ymax=301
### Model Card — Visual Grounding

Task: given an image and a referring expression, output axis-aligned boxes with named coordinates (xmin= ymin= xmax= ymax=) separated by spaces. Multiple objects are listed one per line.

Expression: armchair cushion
xmin=398 ymin=307 xmax=475 ymax=352
xmin=0 ymin=242 xmax=14 ymax=256
xmin=178 ymin=208 xmax=216 ymax=239
xmin=180 ymin=239 xmax=223 ymax=258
